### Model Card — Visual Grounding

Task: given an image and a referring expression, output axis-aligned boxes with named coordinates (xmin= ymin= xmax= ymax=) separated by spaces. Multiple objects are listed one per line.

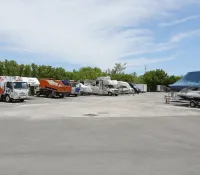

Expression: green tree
xmin=0 ymin=61 xmax=4 ymax=75
xmin=143 ymin=69 xmax=168 ymax=91
xmin=19 ymin=64 xmax=25 ymax=76
xmin=54 ymin=67 xmax=66 ymax=80
xmin=23 ymin=65 xmax=32 ymax=77
xmin=31 ymin=63 xmax=39 ymax=78
xmin=4 ymin=60 xmax=19 ymax=76
xmin=110 ymin=63 xmax=127 ymax=74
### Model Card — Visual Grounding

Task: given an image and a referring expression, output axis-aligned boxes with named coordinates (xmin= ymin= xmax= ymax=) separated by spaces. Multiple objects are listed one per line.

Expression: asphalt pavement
xmin=0 ymin=117 xmax=200 ymax=175
xmin=0 ymin=93 xmax=200 ymax=174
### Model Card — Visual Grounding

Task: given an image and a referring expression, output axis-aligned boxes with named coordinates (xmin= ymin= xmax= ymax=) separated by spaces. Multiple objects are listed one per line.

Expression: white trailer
xmin=135 ymin=84 xmax=148 ymax=93
xmin=0 ymin=76 xmax=29 ymax=102
xmin=157 ymin=85 xmax=166 ymax=92
xmin=21 ymin=77 xmax=40 ymax=96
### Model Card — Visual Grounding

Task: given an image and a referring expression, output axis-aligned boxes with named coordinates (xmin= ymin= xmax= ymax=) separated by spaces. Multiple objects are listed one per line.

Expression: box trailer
xmin=135 ymin=84 xmax=147 ymax=93
xmin=157 ymin=85 xmax=166 ymax=92
xmin=0 ymin=76 xmax=28 ymax=102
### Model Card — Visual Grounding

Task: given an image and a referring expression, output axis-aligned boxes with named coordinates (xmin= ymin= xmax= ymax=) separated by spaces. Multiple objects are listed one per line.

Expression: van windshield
xmin=13 ymin=82 xmax=28 ymax=89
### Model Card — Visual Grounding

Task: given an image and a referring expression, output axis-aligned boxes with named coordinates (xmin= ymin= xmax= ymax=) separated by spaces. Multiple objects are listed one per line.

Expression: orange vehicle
xmin=36 ymin=79 xmax=68 ymax=98
xmin=54 ymin=80 xmax=72 ymax=96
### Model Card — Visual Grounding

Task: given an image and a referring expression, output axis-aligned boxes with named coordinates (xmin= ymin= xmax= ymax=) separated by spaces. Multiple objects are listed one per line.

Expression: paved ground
xmin=0 ymin=93 xmax=200 ymax=174
xmin=1 ymin=93 xmax=200 ymax=119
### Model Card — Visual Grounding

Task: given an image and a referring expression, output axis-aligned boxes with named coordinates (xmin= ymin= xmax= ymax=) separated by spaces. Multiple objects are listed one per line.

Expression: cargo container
xmin=135 ymin=84 xmax=148 ymax=93
xmin=157 ymin=85 xmax=166 ymax=92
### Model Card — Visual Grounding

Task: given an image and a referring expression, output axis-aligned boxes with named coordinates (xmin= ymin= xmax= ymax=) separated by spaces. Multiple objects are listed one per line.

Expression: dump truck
xmin=0 ymin=76 xmax=28 ymax=102
xmin=54 ymin=80 xmax=72 ymax=96
xmin=36 ymin=79 xmax=67 ymax=98
xmin=62 ymin=80 xmax=80 ymax=97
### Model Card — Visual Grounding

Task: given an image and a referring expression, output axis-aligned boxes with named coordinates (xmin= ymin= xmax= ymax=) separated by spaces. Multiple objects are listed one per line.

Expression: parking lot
xmin=1 ymin=92 xmax=200 ymax=120
xmin=1 ymin=93 xmax=200 ymax=174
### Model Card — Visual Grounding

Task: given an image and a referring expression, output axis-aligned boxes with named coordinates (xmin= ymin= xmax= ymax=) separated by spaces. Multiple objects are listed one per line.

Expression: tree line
xmin=0 ymin=60 xmax=182 ymax=91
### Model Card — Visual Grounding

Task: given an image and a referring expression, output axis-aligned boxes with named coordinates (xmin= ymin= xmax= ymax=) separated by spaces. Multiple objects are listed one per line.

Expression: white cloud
xmin=122 ymin=29 xmax=200 ymax=58
xmin=0 ymin=0 xmax=198 ymax=69
xmin=159 ymin=15 xmax=199 ymax=27
xmin=170 ymin=29 xmax=200 ymax=42
xmin=124 ymin=57 xmax=177 ymax=68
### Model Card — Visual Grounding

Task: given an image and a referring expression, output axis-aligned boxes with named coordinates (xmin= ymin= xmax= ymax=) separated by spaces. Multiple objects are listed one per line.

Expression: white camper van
xmin=85 ymin=76 xmax=119 ymax=96
xmin=0 ymin=76 xmax=28 ymax=102
xmin=117 ymin=81 xmax=134 ymax=94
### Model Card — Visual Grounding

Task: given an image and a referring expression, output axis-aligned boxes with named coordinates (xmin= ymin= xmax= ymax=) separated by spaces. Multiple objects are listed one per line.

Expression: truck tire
xmin=48 ymin=92 xmax=53 ymax=98
xmin=190 ymin=101 xmax=196 ymax=108
xmin=5 ymin=95 xmax=11 ymax=102
xmin=20 ymin=99 xmax=24 ymax=102
xmin=59 ymin=93 xmax=64 ymax=98
xmin=108 ymin=92 xmax=112 ymax=96
xmin=115 ymin=94 xmax=118 ymax=96
xmin=36 ymin=91 xmax=40 ymax=97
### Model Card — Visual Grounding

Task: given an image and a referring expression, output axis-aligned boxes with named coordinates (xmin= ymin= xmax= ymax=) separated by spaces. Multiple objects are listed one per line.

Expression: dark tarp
xmin=169 ymin=71 xmax=200 ymax=91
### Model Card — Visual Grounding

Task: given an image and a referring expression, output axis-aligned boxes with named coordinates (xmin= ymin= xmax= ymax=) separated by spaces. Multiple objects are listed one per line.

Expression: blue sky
xmin=0 ymin=0 xmax=200 ymax=76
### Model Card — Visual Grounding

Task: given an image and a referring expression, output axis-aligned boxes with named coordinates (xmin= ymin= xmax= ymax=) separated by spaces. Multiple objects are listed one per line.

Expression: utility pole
xmin=144 ymin=65 xmax=148 ymax=73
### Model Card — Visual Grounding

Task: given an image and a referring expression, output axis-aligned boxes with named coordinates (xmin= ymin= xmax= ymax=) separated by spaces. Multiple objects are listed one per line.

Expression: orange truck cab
xmin=36 ymin=79 xmax=67 ymax=98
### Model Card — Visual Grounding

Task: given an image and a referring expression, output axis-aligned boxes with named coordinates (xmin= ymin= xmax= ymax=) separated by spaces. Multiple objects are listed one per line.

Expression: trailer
xmin=21 ymin=77 xmax=40 ymax=96
xmin=36 ymin=79 xmax=67 ymax=98
xmin=157 ymin=85 xmax=166 ymax=92
xmin=169 ymin=98 xmax=200 ymax=108
xmin=135 ymin=84 xmax=147 ymax=93
xmin=0 ymin=76 xmax=28 ymax=102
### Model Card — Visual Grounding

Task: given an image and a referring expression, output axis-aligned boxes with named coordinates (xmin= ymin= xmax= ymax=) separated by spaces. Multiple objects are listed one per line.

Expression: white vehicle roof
xmin=0 ymin=76 xmax=23 ymax=82
xmin=96 ymin=76 xmax=111 ymax=81
xmin=21 ymin=77 xmax=40 ymax=86
xmin=117 ymin=81 xmax=132 ymax=88
xmin=79 ymin=83 xmax=92 ymax=92
xmin=103 ymin=80 xmax=118 ymax=86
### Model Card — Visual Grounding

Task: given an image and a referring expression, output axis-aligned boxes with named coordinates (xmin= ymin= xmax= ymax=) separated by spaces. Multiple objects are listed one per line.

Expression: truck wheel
xmin=108 ymin=92 xmax=112 ymax=96
xmin=20 ymin=99 xmax=24 ymax=102
xmin=36 ymin=92 xmax=40 ymax=97
xmin=5 ymin=95 xmax=11 ymax=102
xmin=115 ymin=94 xmax=118 ymax=96
xmin=59 ymin=94 xmax=64 ymax=98
xmin=190 ymin=101 xmax=196 ymax=108
xmin=48 ymin=93 xmax=53 ymax=98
